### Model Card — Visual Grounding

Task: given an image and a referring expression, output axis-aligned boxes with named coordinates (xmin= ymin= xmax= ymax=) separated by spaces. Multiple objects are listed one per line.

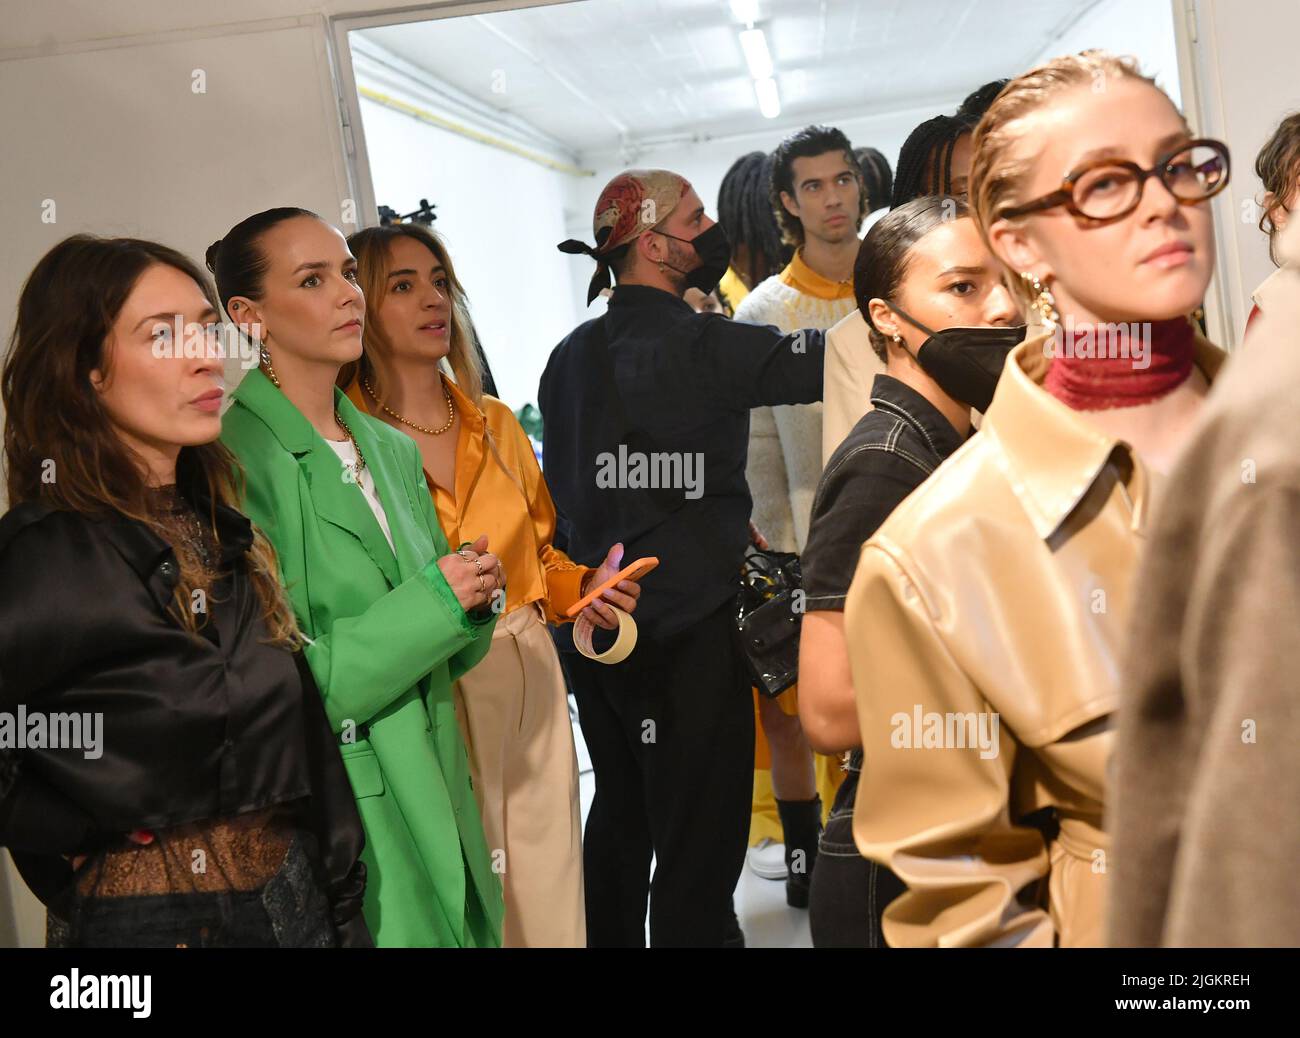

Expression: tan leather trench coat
xmin=843 ymin=327 xmax=1226 ymax=947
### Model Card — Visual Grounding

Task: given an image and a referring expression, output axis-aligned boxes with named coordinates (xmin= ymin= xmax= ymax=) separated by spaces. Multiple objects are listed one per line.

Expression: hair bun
xmin=204 ymin=239 xmax=223 ymax=273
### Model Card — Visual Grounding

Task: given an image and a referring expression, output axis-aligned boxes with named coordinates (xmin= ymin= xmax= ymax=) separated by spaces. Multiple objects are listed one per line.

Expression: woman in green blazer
xmin=209 ymin=207 xmax=504 ymax=947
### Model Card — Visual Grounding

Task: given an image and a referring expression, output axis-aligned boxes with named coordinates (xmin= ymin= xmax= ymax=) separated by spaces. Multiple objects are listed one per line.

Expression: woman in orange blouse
xmin=341 ymin=224 xmax=641 ymax=947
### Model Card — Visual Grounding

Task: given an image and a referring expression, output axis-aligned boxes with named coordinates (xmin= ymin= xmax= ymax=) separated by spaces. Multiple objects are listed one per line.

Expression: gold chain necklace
xmin=258 ymin=347 xmax=366 ymax=478
xmin=333 ymin=409 xmax=367 ymax=480
xmin=363 ymin=373 xmax=455 ymax=435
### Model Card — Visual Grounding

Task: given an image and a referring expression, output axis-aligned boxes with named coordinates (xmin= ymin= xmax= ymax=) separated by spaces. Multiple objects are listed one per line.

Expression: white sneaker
xmin=746 ymin=838 xmax=788 ymax=880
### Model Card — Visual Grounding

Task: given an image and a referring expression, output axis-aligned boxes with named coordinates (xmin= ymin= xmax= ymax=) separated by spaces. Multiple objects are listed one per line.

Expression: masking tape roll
xmin=573 ymin=605 xmax=637 ymax=664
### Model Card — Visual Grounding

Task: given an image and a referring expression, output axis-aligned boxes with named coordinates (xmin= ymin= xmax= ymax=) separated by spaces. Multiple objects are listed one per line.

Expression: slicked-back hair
xmin=854 ymin=195 xmax=971 ymax=361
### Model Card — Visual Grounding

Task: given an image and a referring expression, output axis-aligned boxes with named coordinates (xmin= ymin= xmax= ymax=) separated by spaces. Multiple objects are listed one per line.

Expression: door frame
xmin=327 ymin=0 xmax=581 ymax=231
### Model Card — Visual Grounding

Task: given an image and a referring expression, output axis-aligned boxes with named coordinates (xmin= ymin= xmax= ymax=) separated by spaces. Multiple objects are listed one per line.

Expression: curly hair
xmin=1255 ymin=111 xmax=1300 ymax=267
xmin=770 ymin=125 xmax=867 ymax=247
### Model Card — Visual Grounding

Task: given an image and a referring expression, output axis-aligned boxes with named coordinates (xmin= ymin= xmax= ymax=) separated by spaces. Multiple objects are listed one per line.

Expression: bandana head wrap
xmin=559 ymin=169 xmax=691 ymax=304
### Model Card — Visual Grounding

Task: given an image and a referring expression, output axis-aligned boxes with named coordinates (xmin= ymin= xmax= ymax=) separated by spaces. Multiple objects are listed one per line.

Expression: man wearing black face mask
xmin=540 ymin=168 xmax=827 ymax=948
xmin=796 ymin=196 xmax=1022 ymax=946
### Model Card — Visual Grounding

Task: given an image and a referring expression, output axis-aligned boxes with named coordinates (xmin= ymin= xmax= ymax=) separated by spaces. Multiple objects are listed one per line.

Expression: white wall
xmin=1033 ymin=0 xmax=1184 ymax=107
xmin=354 ymin=52 xmax=584 ymax=410
xmin=1190 ymin=0 xmax=1300 ymax=333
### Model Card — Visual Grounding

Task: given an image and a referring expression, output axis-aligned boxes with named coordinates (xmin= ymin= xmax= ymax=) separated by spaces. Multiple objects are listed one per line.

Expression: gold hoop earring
xmin=1021 ymin=271 xmax=1060 ymax=332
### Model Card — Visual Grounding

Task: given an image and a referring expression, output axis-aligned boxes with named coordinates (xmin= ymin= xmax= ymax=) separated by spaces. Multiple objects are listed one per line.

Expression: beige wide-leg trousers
xmin=452 ymin=601 xmax=585 ymax=947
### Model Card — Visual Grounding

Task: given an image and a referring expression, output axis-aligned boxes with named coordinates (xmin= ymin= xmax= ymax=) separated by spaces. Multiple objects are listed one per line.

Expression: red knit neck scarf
xmin=1044 ymin=316 xmax=1196 ymax=411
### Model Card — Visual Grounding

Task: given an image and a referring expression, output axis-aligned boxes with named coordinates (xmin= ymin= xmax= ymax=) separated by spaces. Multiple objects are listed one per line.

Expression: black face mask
xmin=657 ymin=223 xmax=732 ymax=295
xmin=887 ymin=303 xmax=1026 ymax=413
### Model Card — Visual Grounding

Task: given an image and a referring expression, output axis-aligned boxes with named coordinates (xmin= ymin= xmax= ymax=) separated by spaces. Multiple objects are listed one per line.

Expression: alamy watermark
xmin=1045 ymin=317 xmax=1151 ymax=370
xmin=150 ymin=316 xmax=260 ymax=369
xmin=595 ymin=445 xmax=705 ymax=499
xmin=890 ymin=705 xmax=1000 ymax=760
xmin=50 ymin=970 xmax=150 ymax=1017
xmin=0 ymin=706 xmax=103 ymax=759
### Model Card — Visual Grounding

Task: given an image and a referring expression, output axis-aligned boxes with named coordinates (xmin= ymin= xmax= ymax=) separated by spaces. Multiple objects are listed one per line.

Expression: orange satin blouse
xmin=344 ymin=374 xmax=590 ymax=624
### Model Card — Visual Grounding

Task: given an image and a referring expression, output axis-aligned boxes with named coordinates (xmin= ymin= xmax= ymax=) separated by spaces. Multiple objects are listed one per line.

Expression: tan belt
xmin=1055 ymin=814 xmax=1108 ymax=863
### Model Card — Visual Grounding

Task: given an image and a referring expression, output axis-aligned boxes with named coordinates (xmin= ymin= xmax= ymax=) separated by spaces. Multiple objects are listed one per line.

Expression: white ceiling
xmin=359 ymin=0 xmax=1102 ymax=156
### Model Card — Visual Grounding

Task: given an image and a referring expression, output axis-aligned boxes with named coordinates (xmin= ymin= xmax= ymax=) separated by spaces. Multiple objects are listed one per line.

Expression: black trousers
xmin=808 ymin=762 xmax=907 ymax=947
xmin=567 ymin=598 xmax=753 ymax=947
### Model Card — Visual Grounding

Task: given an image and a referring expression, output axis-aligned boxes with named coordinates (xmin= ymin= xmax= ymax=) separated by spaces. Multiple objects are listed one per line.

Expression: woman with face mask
xmin=339 ymin=224 xmax=642 ymax=948
xmin=0 ymin=235 xmax=370 ymax=948
xmin=212 ymin=208 xmax=504 ymax=947
xmin=842 ymin=51 xmax=1231 ymax=947
xmin=797 ymin=196 xmax=1021 ymax=947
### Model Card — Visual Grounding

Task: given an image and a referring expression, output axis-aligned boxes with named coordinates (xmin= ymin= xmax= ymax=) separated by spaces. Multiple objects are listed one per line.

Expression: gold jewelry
xmin=259 ymin=344 xmax=280 ymax=387
xmin=333 ymin=409 xmax=366 ymax=479
xmin=476 ymin=573 xmax=485 ymax=594
xmin=1021 ymin=271 xmax=1060 ymax=332
xmin=363 ymin=374 xmax=454 ymax=435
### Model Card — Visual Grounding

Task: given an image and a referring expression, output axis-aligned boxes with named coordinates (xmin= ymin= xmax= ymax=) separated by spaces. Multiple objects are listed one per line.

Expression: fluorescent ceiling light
xmin=754 ymin=76 xmax=781 ymax=119
xmin=730 ymin=0 xmax=760 ymax=25
xmin=739 ymin=27 xmax=773 ymax=80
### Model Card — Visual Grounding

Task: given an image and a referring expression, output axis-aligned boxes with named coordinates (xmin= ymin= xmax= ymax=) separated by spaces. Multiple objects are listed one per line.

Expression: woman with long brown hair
xmin=341 ymin=223 xmax=641 ymax=947
xmin=0 ymin=234 xmax=370 ymax=947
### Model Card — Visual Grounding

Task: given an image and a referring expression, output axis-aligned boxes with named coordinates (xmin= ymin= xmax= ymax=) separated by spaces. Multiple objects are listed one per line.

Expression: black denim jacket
xmin=802 ymin=374 xmax=967 ymax=611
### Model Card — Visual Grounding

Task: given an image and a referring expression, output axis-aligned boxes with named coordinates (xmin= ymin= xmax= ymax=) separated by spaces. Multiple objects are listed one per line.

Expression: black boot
xmin=776 ymin=795 xmax=822 ymax=909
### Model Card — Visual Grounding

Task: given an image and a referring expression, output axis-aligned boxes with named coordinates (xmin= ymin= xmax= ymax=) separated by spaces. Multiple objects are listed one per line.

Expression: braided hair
xmin=891 ymin=114 xmax=970 ymax=209
xmin=956 ymin=79 xmax=1011 ymax=127
xmin=854 ymin=147 xmax=894 ymax=213
xmin=717 ymin=150 xmax=789 ymax=293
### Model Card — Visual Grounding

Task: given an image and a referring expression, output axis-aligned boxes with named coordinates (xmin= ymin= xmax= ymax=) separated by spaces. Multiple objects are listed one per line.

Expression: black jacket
xmin=802 ymin=374 xmax=967 ymax=611
xmin=538 ymin=284 xmax=825 ymax=640
xmin=0 ymin=483 xmax=371 ymax=946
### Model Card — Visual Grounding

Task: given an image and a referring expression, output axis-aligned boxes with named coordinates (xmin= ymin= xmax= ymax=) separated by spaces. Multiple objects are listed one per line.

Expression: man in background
xmin=542 ymin=169 xmax=826 ymax=947
xmin=732 ymin=125 xmax=866 ymax=908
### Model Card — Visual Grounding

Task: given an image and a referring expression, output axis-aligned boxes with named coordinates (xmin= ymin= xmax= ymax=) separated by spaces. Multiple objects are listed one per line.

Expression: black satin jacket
xmin=0 ymin=481 xmax=371 ymax=946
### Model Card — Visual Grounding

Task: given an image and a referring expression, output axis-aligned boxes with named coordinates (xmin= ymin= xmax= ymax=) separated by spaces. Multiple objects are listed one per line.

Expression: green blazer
xmin=221 ymin=367 xmax=503 ymax=947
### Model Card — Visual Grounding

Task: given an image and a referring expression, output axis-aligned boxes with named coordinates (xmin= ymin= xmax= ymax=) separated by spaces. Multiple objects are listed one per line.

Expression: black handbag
xmin=734 ymin=547 xmax=802 ymax=698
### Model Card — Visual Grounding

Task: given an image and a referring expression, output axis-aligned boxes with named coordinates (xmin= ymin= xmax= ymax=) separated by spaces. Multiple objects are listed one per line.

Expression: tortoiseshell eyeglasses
xmin=999 ymin=138 xmax=1231 ymax=222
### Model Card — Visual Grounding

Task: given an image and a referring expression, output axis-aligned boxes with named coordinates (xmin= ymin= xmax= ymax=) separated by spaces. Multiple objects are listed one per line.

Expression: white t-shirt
xmin=324 ymin=438 xmax=396 ymax=554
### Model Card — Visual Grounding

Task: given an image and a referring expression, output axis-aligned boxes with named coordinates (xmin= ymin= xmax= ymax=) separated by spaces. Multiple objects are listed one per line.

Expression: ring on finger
xmin=473 ymin=556 xmax=484 ymax=576
xmin=476 ymin=573 xmax=485 ymax=594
